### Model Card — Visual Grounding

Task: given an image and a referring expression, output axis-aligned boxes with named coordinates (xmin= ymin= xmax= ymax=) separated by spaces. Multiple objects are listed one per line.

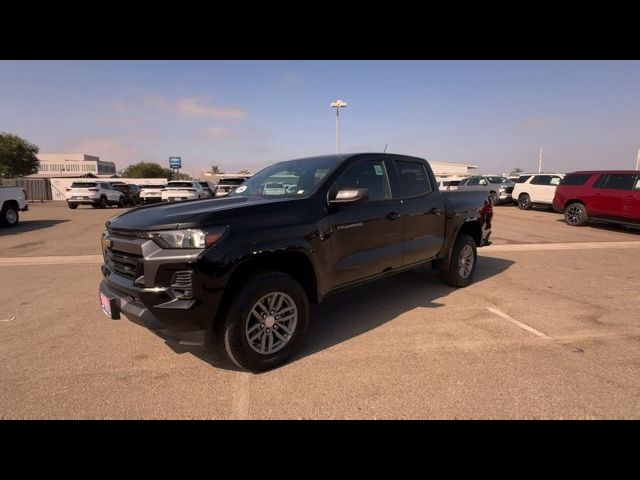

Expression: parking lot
xmin=1 ymin=201 xmax=639 ymax=418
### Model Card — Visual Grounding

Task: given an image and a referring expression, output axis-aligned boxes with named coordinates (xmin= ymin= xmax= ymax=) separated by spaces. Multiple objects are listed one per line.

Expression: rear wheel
xmin=221 ymin=271 xmax=309 ymax=372
xmin=1 ymin=204 xmax=19 ymax=227
xmin=98 ymin=196 xmax=108 ymax=209
xmin=68 ymin=203 xmax=78 ymax=210
xmin=518 ymin=193 xmax=532 ymax=210
xmin=118 ymin=196 xmax=125 ymax=208
xmin=440 ymin=234 xmax=477 ymax=288
xmin=564 ymin=202 xmax=588 ymax=226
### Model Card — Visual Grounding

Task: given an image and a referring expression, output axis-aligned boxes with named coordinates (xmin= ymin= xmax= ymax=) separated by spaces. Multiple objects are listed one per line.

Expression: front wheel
xmin=518 ymin=193 xmax=532 ymax=210
xmin=440 ymin=234 xmax=477 ymax=288
xmin=118 ymin=197 xmax=125 ymax=208
xmin=222 ymin=271 xmax=309 ymax=372
xmin=68 ymin=203 xmax=78 ymax=210
xmin=489 ymin=191 xmax=498 ymax=205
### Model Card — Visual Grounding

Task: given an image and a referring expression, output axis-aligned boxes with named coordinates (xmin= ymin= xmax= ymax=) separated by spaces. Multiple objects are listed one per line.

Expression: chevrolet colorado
xmin=99 ymin=153 xmax=492 ymax=371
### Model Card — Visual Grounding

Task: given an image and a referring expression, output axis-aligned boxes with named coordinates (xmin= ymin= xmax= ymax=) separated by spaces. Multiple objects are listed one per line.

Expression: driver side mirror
xmin=329 ymin=188 xmax=369 ymax=206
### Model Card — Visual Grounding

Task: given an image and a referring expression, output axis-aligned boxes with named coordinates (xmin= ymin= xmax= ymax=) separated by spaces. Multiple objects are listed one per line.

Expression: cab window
xmin=333 ymin=159 xmax=392 ymax=202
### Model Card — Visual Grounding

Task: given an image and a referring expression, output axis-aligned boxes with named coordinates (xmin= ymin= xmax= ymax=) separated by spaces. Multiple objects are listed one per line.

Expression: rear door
xmin=392 ymin=158 xmax=446 ymax=266
xmin=325 ymin=155 xmax=403 ymax=288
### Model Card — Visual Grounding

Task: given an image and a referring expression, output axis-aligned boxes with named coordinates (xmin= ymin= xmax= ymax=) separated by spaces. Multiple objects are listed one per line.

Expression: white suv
xmin=512 ymin=173 xmax=564 ymax=209
xmin=161 ymin=181 xmax=207 ymax=202
xmin=66 ymin=181 xmax=124 ymax=209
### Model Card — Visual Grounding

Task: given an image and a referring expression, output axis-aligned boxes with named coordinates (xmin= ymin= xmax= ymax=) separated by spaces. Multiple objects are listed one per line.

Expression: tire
xmin=68 ymin=203 xmax=78 ymax=210
xmin=488 ymin=191 xmax=498 ymax=205
xmin=118 ymin=196 xmax=125 ymax=208
xmin=98 ymin=196 xmax=108 ymax=209
xmin=564 ymin=202 xmax=588 ymax=226
xmin=518 ymin=193 xmax=532 ymax=210
xmin=1 ymin=204 xmax=19 ymax=227
xmin=222 ymin=271 xmax=309 ymax=372
xmin=440 ymin=234 xmax=477 ymax=288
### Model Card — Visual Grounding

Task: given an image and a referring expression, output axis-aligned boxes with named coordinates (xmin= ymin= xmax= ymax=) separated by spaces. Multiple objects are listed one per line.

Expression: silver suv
xmin=456 ymin=175 xmax=515 ymax=205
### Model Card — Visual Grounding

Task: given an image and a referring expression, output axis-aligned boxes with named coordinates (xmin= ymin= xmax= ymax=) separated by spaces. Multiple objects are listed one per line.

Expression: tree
xmin=211 ymin=165 xmax=221 ymax=174
xmin=509 ymin=167 xmax=524 ymax=176
xmin=121 ymin=162 xmax=173 ymax=180
xmin=0 ymin=132 xmax=40 ymax=178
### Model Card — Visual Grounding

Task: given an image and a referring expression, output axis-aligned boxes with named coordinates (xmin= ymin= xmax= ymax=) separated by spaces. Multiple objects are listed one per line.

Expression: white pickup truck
xmin=161 ymin=181 xmax=207 ymax=202
xmin=0 ymin=186 xmax=28 ymax=227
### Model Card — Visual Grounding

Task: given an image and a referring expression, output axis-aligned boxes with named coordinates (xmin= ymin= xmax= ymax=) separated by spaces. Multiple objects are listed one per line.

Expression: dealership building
xmin=35 ymin=153 xmax=117 ymax=176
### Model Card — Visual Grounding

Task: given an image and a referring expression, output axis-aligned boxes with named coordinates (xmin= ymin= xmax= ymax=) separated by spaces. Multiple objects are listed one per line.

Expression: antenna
xmin=383 ymin=144 xmax=388 ymax=153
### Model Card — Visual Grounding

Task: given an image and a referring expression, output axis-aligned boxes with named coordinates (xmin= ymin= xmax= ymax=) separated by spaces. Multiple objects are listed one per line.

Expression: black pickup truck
xmin=99 ymin=153 xmax=492 ymax=371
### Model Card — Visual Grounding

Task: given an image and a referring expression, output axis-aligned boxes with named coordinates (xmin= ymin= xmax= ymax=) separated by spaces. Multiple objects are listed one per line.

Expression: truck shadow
xmin=191 ymin=255 xmax=514 ymax=372
xmin=298 ymin=255 xmax=514 ymax=362
xmin=0 ymin=219 xmax=69 ymax=236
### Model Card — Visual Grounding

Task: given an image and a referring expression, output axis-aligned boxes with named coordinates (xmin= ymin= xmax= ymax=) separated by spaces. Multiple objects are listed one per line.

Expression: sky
xmin=1 ymin=60 xmax=639 ymax=175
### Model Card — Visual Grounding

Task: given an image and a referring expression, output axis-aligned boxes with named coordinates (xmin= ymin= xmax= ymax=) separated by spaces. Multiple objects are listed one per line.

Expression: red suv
xmin=552 ymin=171 xmax=640 ymax=227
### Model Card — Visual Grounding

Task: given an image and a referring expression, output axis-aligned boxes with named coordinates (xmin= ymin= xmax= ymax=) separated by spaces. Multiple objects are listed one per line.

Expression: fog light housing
xmin=170 ymin=270 xmax=194 ymax=299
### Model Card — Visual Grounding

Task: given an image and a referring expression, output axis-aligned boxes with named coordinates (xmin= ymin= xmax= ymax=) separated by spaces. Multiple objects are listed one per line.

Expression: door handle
xmin=386 ymin=212 xmax=401 ymax=220
xmin=429 ymin=207 xmax=443 ymax=216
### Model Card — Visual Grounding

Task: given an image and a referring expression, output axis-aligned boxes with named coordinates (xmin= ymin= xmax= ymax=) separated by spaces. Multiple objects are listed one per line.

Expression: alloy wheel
xmin=245 ymin=292 xmax=298 ymax=355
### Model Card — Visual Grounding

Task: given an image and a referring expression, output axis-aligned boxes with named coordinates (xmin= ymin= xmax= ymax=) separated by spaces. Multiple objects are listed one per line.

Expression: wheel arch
xmin=210 ymin=250 xmax=319 ymax=339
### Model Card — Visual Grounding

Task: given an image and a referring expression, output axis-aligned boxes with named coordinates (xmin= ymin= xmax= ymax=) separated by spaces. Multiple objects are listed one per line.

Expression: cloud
xmin=199 ymin=126 xmax=233 ymax=139
xmin=145 ymin=95 xmax=247 ymax=119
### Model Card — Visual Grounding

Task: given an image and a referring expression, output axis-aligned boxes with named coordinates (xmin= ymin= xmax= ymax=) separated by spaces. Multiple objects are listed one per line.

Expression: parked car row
xmin=436 ymin=170 xmax=640 ymax=230
xmin=65 ymin=178 xmax=250 ymax=209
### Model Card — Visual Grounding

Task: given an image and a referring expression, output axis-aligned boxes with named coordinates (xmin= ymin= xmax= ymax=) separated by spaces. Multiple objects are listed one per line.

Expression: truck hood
xmin=107 ymin=195 xmax=285 ymax=231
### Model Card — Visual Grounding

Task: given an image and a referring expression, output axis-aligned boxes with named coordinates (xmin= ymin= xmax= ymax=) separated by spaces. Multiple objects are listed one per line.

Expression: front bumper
xmin=99 ymin=279 xmax=207 ymax=347
xmin=98 ymin=229 xmax=227 ymax=348
xmin=68 ymin=199 xmax=99 ymax=205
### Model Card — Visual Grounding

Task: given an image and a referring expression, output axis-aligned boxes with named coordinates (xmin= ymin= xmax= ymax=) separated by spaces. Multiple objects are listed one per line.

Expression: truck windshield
xmin=229 ymin=156 xmax=341 ymax=199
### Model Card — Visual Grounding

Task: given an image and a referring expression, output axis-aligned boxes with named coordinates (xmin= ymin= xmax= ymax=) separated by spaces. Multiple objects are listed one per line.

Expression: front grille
xmin=107 ymin=249 xmax=143 ymax=280
xmin=504 ymin=187 xmax=514 ymax=194
xmin=109 ymin=227 xmax=139 ymax=239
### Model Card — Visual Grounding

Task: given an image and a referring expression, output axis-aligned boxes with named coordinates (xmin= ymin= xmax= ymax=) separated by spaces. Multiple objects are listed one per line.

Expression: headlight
xmin=145 ymin=226 xmax=227 ymax=249
xmin=499 ymin=185 xmax=507 ymax=190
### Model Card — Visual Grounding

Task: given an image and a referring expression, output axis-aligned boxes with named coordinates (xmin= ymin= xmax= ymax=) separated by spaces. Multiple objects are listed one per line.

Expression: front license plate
xmin=100 ymin=292 xmax=114 ymax=318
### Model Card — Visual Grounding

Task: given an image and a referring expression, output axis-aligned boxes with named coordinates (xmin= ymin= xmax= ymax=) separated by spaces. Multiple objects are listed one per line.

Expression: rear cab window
xmin=514 ymin=175 xmax=531 ymax=183
xmin=394 ymin=160 xmax=432 ymax=197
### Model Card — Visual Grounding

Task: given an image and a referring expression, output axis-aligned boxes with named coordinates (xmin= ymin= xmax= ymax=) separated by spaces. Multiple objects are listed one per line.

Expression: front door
xmin=325 ymin=156 xmax=403 ymax=288
xmin=594 ymin=173 xmax=636 ymax=219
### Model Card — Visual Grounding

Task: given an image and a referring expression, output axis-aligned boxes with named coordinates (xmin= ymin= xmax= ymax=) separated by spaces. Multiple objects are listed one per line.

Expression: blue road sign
xmin=169 ymin=157 xmax=182 ymax=169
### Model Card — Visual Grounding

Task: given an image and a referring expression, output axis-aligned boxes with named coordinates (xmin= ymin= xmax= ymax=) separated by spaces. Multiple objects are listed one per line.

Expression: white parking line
xmin=481 ymin=240 xmax=640 ymax=253
xmin=0 ymin=255 xmax=103 ymax=266
xmin=486 ymin=307 xmax=551 ymax=339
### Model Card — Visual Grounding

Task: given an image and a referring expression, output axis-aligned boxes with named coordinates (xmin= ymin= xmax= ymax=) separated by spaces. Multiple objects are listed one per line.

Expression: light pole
xmin=538 ymin=148 xmax=543 ymax=174
xmin=331 ymin=99 xmax=348 ymax=153
xmin=636 ymin=148 xmax=640 ymax=170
